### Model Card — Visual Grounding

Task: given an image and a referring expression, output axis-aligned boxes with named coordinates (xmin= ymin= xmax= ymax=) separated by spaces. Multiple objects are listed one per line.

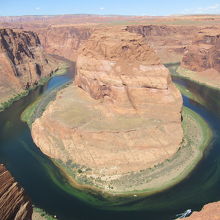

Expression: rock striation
xmin=0 ymin=164 xmax=32 ymax=220
xmin=36 ymin=25 xmax=93 ymax=61
xmin=0 ymin=28 xmax=58 ymax=105
xmin=182 ymin=28 xmax=220 ymax=72
xmin=126 ymin=25 xmax=199 ymax=63
xmin=32 ymin=28 xmax=183 ymax=192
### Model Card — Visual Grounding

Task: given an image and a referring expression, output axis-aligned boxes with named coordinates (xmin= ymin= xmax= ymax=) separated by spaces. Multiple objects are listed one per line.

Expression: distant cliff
xmin=126 ymin=25 xmax=199 ymax=63
xmin=0 ymin=28 xmax=59 ymax=105
xmin=182 ymin=28 xmax=220 ymax=72
xmin=36 ymin=25 xmax=93 ymax=61
xmin=0 ymin=164 xmax=32 ymax=220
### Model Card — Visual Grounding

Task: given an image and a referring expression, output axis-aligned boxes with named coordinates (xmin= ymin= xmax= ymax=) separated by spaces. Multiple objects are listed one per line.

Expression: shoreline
xmin=0 ymin=61 xmax=69 ymax=113
xmin=21 ymin=61 xmax=214 ymax=206
xmin=173 ymin=66 xmax=220 ymax=92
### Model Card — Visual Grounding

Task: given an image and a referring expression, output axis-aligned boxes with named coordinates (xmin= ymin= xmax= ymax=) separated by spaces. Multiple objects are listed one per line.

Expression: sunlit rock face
xmin=126 ymin=25 xmax=199 ymax=63
xmin=0 ymin=28 xmax=58 ymax=104
xmin=32 ymin=28 xmax=183 ymax=192
xmin=36 ymin=25 xmax=93 ymax=61
xmin=182 ymin=28 xmax=220 ymax=72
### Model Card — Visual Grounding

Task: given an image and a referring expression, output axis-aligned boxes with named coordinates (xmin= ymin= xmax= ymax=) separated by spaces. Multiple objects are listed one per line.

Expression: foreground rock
xmin=0 ymin=28 xmax=59 ymax=106
xmin=32 ymin=28 xmax=183 ymax=193
xmin=183 ymin=201 xmax=220 ymax=220
xmin=0 ymin=164 xmax=32 ymax=220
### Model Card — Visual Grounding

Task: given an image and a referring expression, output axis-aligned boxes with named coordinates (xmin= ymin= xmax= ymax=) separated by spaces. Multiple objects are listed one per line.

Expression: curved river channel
xmin=1 ymin=61 xmax=220 ymax=220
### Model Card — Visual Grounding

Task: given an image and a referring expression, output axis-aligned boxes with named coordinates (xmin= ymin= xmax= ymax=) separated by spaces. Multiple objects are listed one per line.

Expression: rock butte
xmin=0 ymin=164 xmax=32 ymax=220
xmin=32 ymin=28 xmax=183 ymax=192
xmin=0 ymin=28 xmax=59 ymax=105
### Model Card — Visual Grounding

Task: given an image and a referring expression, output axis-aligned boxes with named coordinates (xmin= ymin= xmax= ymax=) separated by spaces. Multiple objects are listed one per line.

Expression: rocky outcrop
xmin=183 ymin=202 xmax=220 ymax=220
xmin=182 ymin=28 xmax=220 ymax=72
xmin=0 ymin=164 xmax=32 ymax=220
xmin=126 ymin=25 xmax=199 ymax=63
xmin=32 ymin=28 xmax=183 ymax=192
xmin=75 ymin=28 xmax=180 ymax=112
xmin=36 ymin=25 xmax=93 ymax=61
xmin=0 ymin=28 xmax=58 ymax=104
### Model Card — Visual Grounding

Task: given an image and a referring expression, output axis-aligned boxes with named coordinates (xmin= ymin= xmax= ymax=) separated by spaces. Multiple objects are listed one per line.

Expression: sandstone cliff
xmin=182 ymin=28 xmax=220 ymax=72
xmin=126 ymin=25 xmax=199 ymax=63
xmin=36 ymin=25 xmax=93 ymax=61
xmin=32 ymin=28 xmax=183 ymax=192
xmin=0 ymin=164 xmax=32 ymax=220
xmin=0 ymin=28 xmax=58 ymax=105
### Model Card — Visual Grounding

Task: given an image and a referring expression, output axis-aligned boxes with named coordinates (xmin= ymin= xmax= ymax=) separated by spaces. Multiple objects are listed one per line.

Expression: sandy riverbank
xmin=176 ymin=66 xmax=220 ymax=90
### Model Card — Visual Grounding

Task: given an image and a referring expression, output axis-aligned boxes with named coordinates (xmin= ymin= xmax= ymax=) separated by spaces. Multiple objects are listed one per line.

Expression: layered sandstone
xmin=126 ymin=25 xmax=199 ymax=63
xmin=0 ymin=164 xmax=32 ymax=220
xmin=32 ymin=28 xmax=183 ymax=192
xmin=184 ymin=202 xmax=220 ymax=220
xmin=182 ymin=28 xmax=220 ymax=72
xmin=0 ymin=28 xmax=58 ymax=105
xmin=36 ymin=25 xmax=93 ymax=61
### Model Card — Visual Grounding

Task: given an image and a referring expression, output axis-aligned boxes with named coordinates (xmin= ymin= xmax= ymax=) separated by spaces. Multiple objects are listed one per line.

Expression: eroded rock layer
xmin=0 ymin=164 xmax=32 ymax=220
xmin=126 ymin=25 xmax=199 ymax=63
xmin=0 ymin=28 xmax=58 ymax=104
xmin=182 ymin=28 xmax=220 ymax=72
xmin=36 ymin=25 xmax=93 ymax=61
xmin=32 ymin=28 xmax=183 ymax=192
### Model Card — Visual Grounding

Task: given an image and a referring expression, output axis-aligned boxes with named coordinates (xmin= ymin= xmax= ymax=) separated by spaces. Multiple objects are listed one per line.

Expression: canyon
xmin=126 ymin=25 xmax=199 ymax=63
xmin=35 ymin=25 xmax=93 ymax=61
xmin=31 ymin=27 xmax=183 ymax=193
xmin=0 ymin=14 xmax=220 ymax=219
xmin=0 ymin=164 xmax=32 ymax=220
xmin=0 ymin=28 xmax=59 ymax=107
xmin=182 ymin=27 xmax=220 ymax=72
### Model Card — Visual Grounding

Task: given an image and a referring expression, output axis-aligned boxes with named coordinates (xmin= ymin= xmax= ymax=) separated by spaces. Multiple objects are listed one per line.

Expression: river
xmin=0 ymin=61 xmax=220 ymax=220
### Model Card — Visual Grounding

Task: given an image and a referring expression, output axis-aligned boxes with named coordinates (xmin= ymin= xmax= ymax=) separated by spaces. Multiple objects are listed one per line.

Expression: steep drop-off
xmin=126 ymin=25 xmax=199 ymax=63
xmin=182 ymin=28 xmax=220 ymax=72
xmin=36 ymin=25 xmax=93 ymax=61
xmin=176 ymin=28 xmax=220 ymax=90
xmin=32 ymin=28 xmax=183 ymax=193
xmin=0 ymin=164 xmax=32 ymax=220
xmin=0 ymin=28 xmax=59 ymax=105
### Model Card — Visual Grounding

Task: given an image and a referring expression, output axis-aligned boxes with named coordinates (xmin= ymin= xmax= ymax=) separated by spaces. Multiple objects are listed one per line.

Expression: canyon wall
xmin=36 ymin=25 xmax=93 ymax=61
xmin=0 ymin=164 xmax=32 ymax=220
xmin=0 ymin=28 xmax=58 ymax=105
xmin=32 ymin=28 xmax=183 ymax=192
xmin=182 ymin=28 xmax=220 ymax=72
xmin=126 ymin=25 xmax=199 ymax=63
